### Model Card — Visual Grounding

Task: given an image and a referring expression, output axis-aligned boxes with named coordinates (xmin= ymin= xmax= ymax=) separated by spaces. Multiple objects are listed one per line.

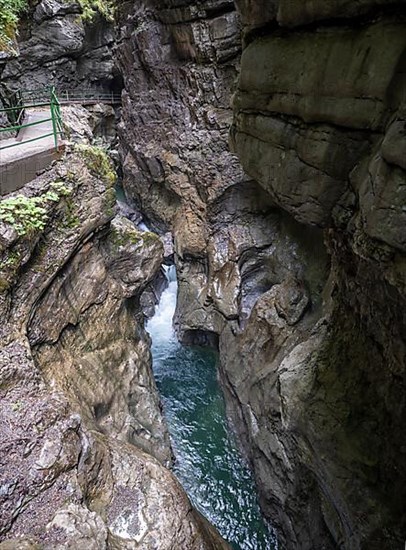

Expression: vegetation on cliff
xmin=0 ymin=0 xmax=115 ymax=50
xmin=78 ymin=0 xmax=115 ymax=22
xmin=0 ymin=0 xmax=27 ymax=49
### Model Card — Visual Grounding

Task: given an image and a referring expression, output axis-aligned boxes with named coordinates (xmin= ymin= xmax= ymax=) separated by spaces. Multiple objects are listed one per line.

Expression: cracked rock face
xmin=117 ymin=0 xmax=406 ymax=548
xmin=223 ymin=2 xmax=406 ymax=549
xmin=0 ymin=150 xmax=229 ymax=549
xmin=117 ymin=0 xmax=274 ymax=344
xmin=0 ymin=0 xmax=117 ymax=93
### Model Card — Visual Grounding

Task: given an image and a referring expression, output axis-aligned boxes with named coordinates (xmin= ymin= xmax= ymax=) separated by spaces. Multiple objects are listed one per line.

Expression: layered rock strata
xmin=116 ymin=0 xmax=249 ymax=345
xmin=117 ymin=0 xmax=406 ymax=548
xmin=226 ymin=3 xmax=406 ymax=548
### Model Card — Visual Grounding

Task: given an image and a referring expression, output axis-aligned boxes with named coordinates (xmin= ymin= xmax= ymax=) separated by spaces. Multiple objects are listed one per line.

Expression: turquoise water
xmin=146 ymin=268 xmax=277 ymax=550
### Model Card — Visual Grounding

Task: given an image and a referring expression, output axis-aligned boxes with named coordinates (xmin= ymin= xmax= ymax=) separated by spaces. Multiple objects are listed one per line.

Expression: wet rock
xmin=33 ymin=0 xmax=81 ymax=24
xmin=224 ymin=3 xmax=406 ymax=548
xmin=140 ymin=267 xmax=168 ymax=319
xmin=231 ymin=18 xmax=405 ymax=226
xmin=28 ymin=214 xmax=170 ymax=465
xmin=0 ymin=338 xmax=229 ymax=549
xmin=235 ymin=0 xmax=404 ymax=29
xmin=116 ymin=0 xmax=254 ymax=347
xmin=0 ymin=149 xmax=228 ymax=548
xmin=117 ymin=0 xmax=406 ymax=548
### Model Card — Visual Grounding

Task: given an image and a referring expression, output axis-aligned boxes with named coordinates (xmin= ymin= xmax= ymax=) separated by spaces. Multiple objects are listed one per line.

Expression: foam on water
xmin=147 ymin=271 xmax=177 ymax=344
xmin=146 ymin=266 xmax=277 ymax=550
xmin=138 ymin=221 xmax=150 ymax=232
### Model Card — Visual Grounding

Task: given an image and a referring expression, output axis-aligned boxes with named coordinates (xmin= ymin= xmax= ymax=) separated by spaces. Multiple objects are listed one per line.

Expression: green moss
xmin=78 ymin=0 xmax=115 ymax=22
xmin=62 ymin=198 xmax=80 ymax=229
xmin=75 ymin=144 xmax=117 ymax=186
xmin=0 ymin=0 xmax=27 ymax=50
xmin=10 ymin=400 xmax=23 ymax=412
xmin=1 ymin=249 xmax=21 ymax=268
xmin=103 ymin=187 xmax=117 ymax=218
xmin=0 ymin=277 xmax=10 ymax=293
xmin=110 ymin=227 xmax=142 ymax=248
xmin=142 ymin=231 xmax=160 ymax=246
xmin=109 ymin=226 xmax=161 ymax=252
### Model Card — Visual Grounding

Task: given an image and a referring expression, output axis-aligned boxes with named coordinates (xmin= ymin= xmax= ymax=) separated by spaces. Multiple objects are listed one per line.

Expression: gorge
xmin=0 ymin=0 xmax=405 ymax=549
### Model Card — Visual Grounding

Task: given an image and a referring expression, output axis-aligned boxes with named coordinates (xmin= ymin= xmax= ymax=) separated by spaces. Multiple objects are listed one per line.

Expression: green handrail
xmin=0 ymin=117 xmax=52 ymax=134
xmin=0 ymin=86 xmax=122 ymax=153
xmin=0 ymin=132 xmax=56 ymax=151
xmin=0 ymin=87 xmax=64 ymax=153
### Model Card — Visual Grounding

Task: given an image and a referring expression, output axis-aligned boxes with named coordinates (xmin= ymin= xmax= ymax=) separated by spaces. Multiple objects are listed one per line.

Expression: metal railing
xmin=0 ymin=86 xmax=121 ymax=153
xmin=18 ymin=87 xmax=122 ymax=106
xmin=57 ymin=90 xmax=122 ymax=105
xmin=0 ymin=87 xmax=64 ymax=152
xmin=3 ymin=90 xmax=25 ymax=126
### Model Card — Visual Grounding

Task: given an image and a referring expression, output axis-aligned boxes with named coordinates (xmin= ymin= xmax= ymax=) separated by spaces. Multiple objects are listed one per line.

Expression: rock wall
xmin=0 ymin=148 xmax=229 ymax=548
xmin=0 ymin=0 xmax=120 ymax=94
xmin=116 ymin=0 xmax=293 ymax=345
xmin=0 ymin=2 xmax=232 ymax=547
xmin=7 ymin=0 xmax=400 ymax=547
xmin=225 ymin=2 xmax=406 ymax=549
xmin=117 ymin=0 xmax=406 ymax=549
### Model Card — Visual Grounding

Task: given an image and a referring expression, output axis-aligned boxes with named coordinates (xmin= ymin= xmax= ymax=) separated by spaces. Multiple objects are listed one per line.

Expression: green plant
xmin=11 ymin=400 xmax=23 ymax=411
xmin=0 ymin=0 xmax=28 ymax=50
xmin=0 ymin=195 xmax=48 ymax=235
xmin=78 ymin=0 xmax=115 ymax=22
xmin=75 ymin=143 xmax=117 ymax=186
xmin=50 ymin=180 xmax=72 ymax=197
xmin=62 ymin=198 xmax=80 ymax=229
xmin=0 ymin=184 xmax=69 ymax=236
xmin=2 ymin=249 xmax=21 ymax=267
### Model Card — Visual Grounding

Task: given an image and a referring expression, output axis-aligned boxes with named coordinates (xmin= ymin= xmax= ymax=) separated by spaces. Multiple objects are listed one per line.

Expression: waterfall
xmin=146 ymin=265 xmax=178 ymax=345
xmin=145 ymin=263 xmax=276 ymax=550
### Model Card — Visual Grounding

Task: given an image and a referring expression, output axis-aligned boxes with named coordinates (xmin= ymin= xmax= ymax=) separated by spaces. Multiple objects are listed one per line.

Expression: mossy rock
xmin=75 ymin=144 xmax=117 ymax=186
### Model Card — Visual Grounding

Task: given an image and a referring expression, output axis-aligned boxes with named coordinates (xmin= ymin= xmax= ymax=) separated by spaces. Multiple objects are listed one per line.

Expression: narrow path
xmin=0 ymin=108 xmax=56 ymax=165
xmin=0 ymin=108 xmax=62 ymax=195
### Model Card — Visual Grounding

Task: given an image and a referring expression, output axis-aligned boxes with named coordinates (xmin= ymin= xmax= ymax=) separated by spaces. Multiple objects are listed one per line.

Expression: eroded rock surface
xmin=222 ymin=2 xmax=406 ymax=549
xmin=0 ymin=0 xmax=118 ymax=93
xmin=117 ymin=0 xmax=406 ymax=549
xmin=0 ymin=149 xmax=229 ymax=549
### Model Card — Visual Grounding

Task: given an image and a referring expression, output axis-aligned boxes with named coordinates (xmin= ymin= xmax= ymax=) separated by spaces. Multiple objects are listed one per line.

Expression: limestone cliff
xmin=2 ymin=0 xmax=405 ymax=547
xmin=226 ymin=2 xmax=406 ymax=548
xmin=117 ymin=0 xmax=406 ymax=548
xmin=0 ymin=147 xmax=229 ymax=549
xmin=0 ymin=0 xmax=120 ymax=94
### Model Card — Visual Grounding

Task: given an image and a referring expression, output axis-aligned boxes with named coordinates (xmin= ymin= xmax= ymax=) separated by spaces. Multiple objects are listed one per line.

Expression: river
xmin=146 ymin=266 xmax=277 ymax=550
